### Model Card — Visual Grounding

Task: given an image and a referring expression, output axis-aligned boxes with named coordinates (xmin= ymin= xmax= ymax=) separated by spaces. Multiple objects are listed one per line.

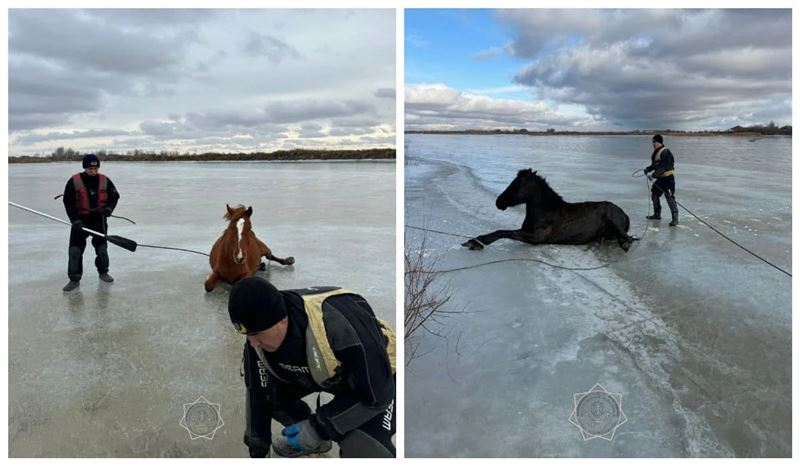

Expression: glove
xmin=643 ymin=166 xmax=653 ymax=174
xmin=71 ymin=219 xmax=84 ymax=232
xmin=103 ymin=208 xmax=113 ymax=217
xmin=281 ymin=420 xmax=324 ymax=452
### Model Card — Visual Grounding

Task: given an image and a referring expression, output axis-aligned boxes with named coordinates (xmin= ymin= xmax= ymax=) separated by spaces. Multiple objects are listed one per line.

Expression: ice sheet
xmin=404 ymin=134 xmax=791 ymax=457
xmin=8 ymin=160 xmax=395 ymax=457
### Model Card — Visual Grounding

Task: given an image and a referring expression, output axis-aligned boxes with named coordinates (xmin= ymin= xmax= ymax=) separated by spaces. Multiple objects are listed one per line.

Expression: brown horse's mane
xmin=215 ymin=205 xmax=252 ymax=261
xmin=224 ymin=204 xmax=248 ymax=221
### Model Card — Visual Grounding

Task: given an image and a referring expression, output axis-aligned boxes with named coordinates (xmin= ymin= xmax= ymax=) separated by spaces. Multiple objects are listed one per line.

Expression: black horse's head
xmin=496 ymin=169 xmax=560 ymax=210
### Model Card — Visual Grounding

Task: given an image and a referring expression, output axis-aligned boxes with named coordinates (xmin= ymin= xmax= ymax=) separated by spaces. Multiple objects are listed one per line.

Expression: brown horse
xmin=204 ymin=204 xmax=295 ymax=291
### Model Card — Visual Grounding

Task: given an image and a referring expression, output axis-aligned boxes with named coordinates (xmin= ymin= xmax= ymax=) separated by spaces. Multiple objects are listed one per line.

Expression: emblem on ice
xmin=179 ymin=396 xmax=225 ymax=440
xmin=569 ymin=383 xmax=627 ymax=441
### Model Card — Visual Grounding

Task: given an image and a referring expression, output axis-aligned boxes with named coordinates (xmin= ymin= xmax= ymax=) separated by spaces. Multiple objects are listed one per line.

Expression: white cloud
xmin=405 ymin=83 xmax=601 ymax=131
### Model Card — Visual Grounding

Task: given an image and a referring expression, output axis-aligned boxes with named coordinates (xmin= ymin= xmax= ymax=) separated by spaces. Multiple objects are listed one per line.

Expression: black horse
xmin=462 ymin=169 xmax=634 ymax=252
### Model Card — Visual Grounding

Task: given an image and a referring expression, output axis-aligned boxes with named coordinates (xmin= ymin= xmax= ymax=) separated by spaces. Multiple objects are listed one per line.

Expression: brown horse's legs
xmin=253 ymin=237 xmax=295 ymax=267
xmin=264 ymin=251 xmax=295 ymax=266
xmin=204 ymin=271 xmax=220 ymax=292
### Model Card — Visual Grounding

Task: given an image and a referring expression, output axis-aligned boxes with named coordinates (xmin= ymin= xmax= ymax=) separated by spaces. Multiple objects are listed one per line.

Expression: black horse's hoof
xmin=258 ymin=262 xmax=267 ymax=271
xmin=462 ymin=238 xmax=485 ymax=251
xmin=284 ymin=257 xmax=295 ymax=266
xmin=620 ymin=238 xmax=632 ymax=252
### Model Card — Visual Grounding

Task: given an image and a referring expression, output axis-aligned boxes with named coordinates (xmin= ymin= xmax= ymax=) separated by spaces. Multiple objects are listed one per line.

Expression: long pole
xmin=9 ymin=201 xmax=138 ymax=252
xmin=9 ymin=201 xmax=107 ymax=236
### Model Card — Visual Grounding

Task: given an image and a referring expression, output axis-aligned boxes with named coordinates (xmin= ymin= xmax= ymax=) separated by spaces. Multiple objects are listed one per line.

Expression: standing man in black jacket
xmin=228 ymin=277 xmax=396 ymax=458
xmin=62 ymin=154 xmax=120 ymax=291
xmin=644 ymin=134 xmax=679 ymax=226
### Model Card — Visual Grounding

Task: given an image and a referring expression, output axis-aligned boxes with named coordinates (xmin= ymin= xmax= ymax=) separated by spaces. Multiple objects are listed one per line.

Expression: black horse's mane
xmin=520 ymin=169 xmax=565 ymax=205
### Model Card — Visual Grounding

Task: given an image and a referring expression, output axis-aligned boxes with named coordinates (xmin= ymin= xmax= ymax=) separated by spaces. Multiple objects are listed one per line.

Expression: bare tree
xmin=404 ymin=231 xmax=456 ymax=365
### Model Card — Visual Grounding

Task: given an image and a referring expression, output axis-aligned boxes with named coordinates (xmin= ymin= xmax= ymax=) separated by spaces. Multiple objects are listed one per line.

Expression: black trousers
xmin=651 ymin=175 xmax=676 ymax=198
xmin=67 ymin=216 xmax=109 ymax=281
xmin=650 ymin=175 xmax=677 ymax=215
xmin=242 ymin=343 xmax=396 ymax=457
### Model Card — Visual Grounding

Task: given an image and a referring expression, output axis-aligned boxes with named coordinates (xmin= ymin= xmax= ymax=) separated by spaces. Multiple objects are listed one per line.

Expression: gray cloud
xmin=265 ymin=99 xmax=375 ymax=124
xmin=299 ymin=123 xmax=327 ymax=138
xmin=9 ymin=9 xmax=203 ymax=131
xmin=374 ymin=87 xmax=396 ymax=99
xmin=500 ymin=9 xmax=792 ymax=129
xmin=241 ymin=32 xmax=300 ymax=63
xmin=9 ymin=9 xmax=395 ymax=155
xmin=86 ymin=9 xmax=217 ymax=26
xmin=134 ymin=99 xmax=387 ymax=149
xmin=9 ymin=59 xmax=112 ymax=130
xmin=12 ymin=129 xmax=134 ymax=145
xmin=10 ymin=10 xmax=198 ymax=76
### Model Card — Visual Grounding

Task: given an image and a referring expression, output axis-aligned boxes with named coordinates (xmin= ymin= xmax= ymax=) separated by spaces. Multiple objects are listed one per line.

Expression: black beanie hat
xmin=228 ymin=277 xmax=287 ymax=335
xmin=652 ymin=134 xmax=664 ymax=144
xmin=82 ymin=154 xmax=100 ymax=168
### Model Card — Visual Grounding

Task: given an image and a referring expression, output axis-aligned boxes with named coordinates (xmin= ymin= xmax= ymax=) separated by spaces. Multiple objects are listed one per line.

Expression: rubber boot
xmin=248 ymin=445 xmax=270 ymax=458
xmin=646 ymin=193 xmax=661 ymax=220
xmin=63 ymin=280 xmax=80 ymax=292
xmin=667 ymin=197 xmax=679 ymax=226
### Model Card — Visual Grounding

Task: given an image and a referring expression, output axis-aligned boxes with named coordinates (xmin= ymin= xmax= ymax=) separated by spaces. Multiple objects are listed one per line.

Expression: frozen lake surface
xmin=8 ymin=160 xmax=395 ymax=457
xmin=404 ymin=134 xmax=791 ymax=457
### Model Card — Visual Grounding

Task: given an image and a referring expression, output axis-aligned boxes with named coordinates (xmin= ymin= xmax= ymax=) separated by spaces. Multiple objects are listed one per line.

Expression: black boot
xmin=63 ymin=280 xmax=80 ymax=292
xmin=667 ymin=197 xmax=679 ymax=226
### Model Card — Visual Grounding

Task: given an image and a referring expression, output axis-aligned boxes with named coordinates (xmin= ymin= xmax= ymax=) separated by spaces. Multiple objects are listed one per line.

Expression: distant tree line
xmin=407 ymin=123 xmax=791 ymax=136
xmin=728 ymin=121 xmax=792 ymax=135
xmin=10 ymin=147 xmax=396 ymax=163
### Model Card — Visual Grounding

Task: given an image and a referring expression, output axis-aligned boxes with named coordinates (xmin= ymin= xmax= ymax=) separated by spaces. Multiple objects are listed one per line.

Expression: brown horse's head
xmin=224 ymin=204 xmax=254 ymax=264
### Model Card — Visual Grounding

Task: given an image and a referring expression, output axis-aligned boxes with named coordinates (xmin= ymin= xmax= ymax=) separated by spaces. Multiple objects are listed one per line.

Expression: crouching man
xmin=228 ymin=277 xmax=396 ymax=458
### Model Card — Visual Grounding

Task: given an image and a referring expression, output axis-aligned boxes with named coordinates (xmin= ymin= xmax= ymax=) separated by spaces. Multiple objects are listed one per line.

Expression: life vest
xmin=652 ymin=147 xmax=674 ymax=177
xmin=72 ymin=173 xmax=108 ymax=216
xmin=255 ymin=287 xmax=396 ymax=389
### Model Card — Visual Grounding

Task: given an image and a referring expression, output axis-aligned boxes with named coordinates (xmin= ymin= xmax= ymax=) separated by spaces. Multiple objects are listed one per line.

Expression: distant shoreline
xmin=8 ymin=148 xmax=396 ymax=164
xmin=405 ymin=130 xmax=790 ymax=137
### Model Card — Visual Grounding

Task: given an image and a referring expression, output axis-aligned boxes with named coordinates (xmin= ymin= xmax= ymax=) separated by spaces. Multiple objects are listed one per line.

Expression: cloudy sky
xmin=405 ymin=9 xmax=791 ymax=132
xmin=9 ymin=9 xmax=395 ymax=156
